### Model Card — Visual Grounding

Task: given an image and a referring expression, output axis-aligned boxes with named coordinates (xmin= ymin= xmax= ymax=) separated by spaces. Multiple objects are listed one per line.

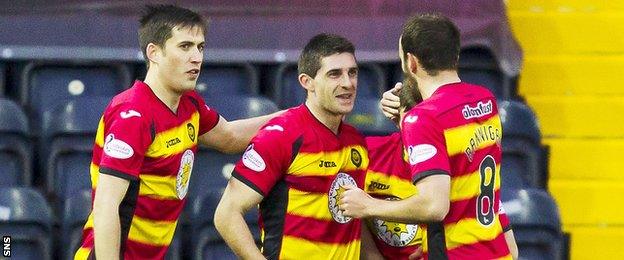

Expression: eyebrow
xmin=325 ymin=66 xmax=358 ymax=75
xmin=177 ymin=40 xmax=205 ymax=46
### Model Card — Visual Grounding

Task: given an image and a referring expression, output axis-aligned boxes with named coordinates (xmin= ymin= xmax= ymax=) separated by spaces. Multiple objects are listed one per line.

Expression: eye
xmin=348 ymin=69 xmax=358 ymax=77
xmin=328 ymin=71 xmax=341 ymax=78
xmin=198 ymin=45 xmax=205 ymax=52
xmin=180 ymin=43 xmax=191 ymax=50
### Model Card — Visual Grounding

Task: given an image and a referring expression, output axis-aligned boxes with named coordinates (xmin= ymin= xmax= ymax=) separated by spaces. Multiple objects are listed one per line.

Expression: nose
xmin=340 ymin=72 xmax=356 ymax=90
xmin=190 ymin=48 xmax=203 ymax=64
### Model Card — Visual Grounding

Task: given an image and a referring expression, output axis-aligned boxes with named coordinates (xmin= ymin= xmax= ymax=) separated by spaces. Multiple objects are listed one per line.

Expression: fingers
xmin=380 ymin=82 xmax=402 ymax=120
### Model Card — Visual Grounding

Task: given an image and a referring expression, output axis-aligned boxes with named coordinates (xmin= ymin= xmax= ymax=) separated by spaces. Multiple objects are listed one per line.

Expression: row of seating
xmin=0 ymin=186 xmax=563 ymax=260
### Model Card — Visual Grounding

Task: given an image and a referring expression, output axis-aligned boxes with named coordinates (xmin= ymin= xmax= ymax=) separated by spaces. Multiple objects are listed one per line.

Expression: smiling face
xmin=306 ymin=52 xmax=358 ymax=116
xmin=154 ymin=25 xmax=205 ymax=94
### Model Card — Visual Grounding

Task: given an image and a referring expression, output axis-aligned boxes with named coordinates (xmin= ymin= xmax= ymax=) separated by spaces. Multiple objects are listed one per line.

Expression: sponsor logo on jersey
xmin=328 ymin=173 xmax=357 ymax=223
xmin=372 ymin=197 xmax=419 ymax=247
xmin=461 ymin=100 xmax=493 ymax=119
xmin=103 ymin=134 xmax=134 ymax=159
xmin=242 ymin=144 xmax=266 ymax=172
xmin=318 ymin=160 xmax=337 ymax=168
xmin=408 ymin=144 xmax=437 ymax=165
xmin=120 ymin=110 xmax=141 ymax=119
xmin=404 ymin=115 xmax=418 ymax=123
xmin=176 ymin=150 xmax=194 ymax=199
xmin=368 ymin=181 xmax=390 ymax=191
xmin=187 ymin=123 xmax=196 ymax=142
xmin=264 ymin=125 xmax=284 ymax=132
xmin=166 ymin=137 xmax=181 ymax=148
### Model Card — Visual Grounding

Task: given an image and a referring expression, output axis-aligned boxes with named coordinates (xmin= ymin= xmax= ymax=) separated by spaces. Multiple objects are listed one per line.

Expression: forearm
xmin=214 ymin=206 xmax=264 ymax=260
xmin=368 ymin=195 xmax=444 ymax=223
xmin=93 ymin=206 xmax=121 ymax=259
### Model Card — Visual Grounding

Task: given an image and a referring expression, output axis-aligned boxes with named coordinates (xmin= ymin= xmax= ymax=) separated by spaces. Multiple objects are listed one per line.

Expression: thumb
xmin=392 ymin=82 xmax=403 ymax=94
xmin=341 ymin=184 xmax=357 ymax=190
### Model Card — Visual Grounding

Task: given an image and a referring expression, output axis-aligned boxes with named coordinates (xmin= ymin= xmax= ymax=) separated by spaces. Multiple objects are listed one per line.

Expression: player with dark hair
xmin=214 ymin=33 xmax=369 ymax=259
xmin=75 ymin=5 xmax=281 ymax=259
xmin=340 ymin=14 xmax=516 ymax=259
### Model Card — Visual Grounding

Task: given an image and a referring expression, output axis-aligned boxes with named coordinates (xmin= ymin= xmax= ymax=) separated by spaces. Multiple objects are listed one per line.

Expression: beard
xmin=402 ymin=71 xmax=423 ymax=104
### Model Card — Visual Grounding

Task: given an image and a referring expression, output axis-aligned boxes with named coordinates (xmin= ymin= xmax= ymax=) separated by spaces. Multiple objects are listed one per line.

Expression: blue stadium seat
xmin=194 ymin=63 xmax=259 ymax=99
xmin=498 ymin=100 xmax=545 ymax=189
xmin=61 ymin=190 xmax=91 ymax=260
xmin=0 ymin=98 xmax=33 ymax=186
xmin=0 ymin=187 xmax=53 ymax=260
xmin=19 ymin=62 xmax=130 ymax=134
xmin=0 ymin=62 xmax=5 ymax=95
xmin=190 ymin=190 xmax=260 ymax=260
xmin=272 ymin=63 xmax=386 ymax=109
xmin=204 ymin=94 xmax=279 ymax=121
xmin=346 ymin=97 xmax=397 ymax=135
xmin=46 ymin=97 xmax=109 ymax=201
xmin=501 ymin=188 xmax=563 ymax=260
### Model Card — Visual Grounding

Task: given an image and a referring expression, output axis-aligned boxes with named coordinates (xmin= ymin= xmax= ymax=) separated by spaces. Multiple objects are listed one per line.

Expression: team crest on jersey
xmin=187 ymin=123 xmax=196 ymax=142
xmin=328 ymin=172 xmax=357 ymax=223
xmin=350 ymin=148 xmax=362 ymax=167
xmin=372 ymin=196 xmax=419 ymax=247
xmin=176 ymin=150 xmax=194 ymax=199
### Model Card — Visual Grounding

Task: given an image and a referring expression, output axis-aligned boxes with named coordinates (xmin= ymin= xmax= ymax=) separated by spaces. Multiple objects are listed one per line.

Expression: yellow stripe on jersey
xmin=497 ymin=254 xmax=513 ymax=260
xmin=127 ymin=216 xmax=178 ymax=246
xmin=279 ymin=235 xmax=360 ymax=259
xmin=74 ymin=246 xmax=91 ymax=260
xmin=288 ymin=145 xmax=368 ymax=177
xmin=443 ymin=216 xmax=504 ymax=250
xmin=145 ymin=112 xmax=199 ymax=158
xmin=90 ymin=163 xmax=99 ymax=188
xmin=444 ymin=116 xmax=502 ymax=157
xmin=450 ymin=164 xmax=501 ymax=202
xmin=94 ymin=116 xmax=105 ymax=147
xmin=84 ymin=213 xmax=94 ymax=229
xmin=138 ymin=174 xmax=178 ymax=200
xmin=365 ymin=170 xmax=417 ymax=199
xmin=286 ymin=188 xmax=332 ymax=221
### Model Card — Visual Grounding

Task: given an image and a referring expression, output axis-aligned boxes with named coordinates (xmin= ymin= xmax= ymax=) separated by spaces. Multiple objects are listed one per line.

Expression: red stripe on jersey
xmin=445 ymin=231 xmax=510 ymax=260
xmin=286 ymin=175 xmax=334 ymax=193
xmin=124 ymin=239 xmax=168 ymax=259
xmin=133 ymin=195 xmax=184 ymax=221
xmin=444 ymin=189 xmax=501 ymax=225
xmin=283 ymin=214 xmax=361 ymax=244
xmin=141 ymin=156 xmax=187 ymax=176
xmin=448 ymin=145 xmax=501 ymax=178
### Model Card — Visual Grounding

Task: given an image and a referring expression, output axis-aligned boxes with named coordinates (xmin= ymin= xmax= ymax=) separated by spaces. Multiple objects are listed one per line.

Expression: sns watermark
xmin=2 ymin=236 xmax=10 ymax=257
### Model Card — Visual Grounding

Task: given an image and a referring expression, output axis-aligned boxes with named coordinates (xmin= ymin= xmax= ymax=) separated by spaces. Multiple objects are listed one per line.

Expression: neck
xmin=305 ymin=100 xmax=343 ymax=134
xmin=416 ymin=70 xmax=461 ymax=100
xmin=144 ymin=68 xmax=182 ymax=112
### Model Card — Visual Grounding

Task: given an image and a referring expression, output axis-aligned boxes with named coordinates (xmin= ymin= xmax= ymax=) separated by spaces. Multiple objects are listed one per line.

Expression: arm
xmin=505 ymin=229 xmax=519 ymax=260
xmin=93 ymin=174 xmax=130 ymax=260
xmin=199 ymin=111 xmax=283 ymax=154
xmin=214 ymin=178 xmax=265 ymax=260
xmin=360 ymin=221 xmax=384 ymax=260
xmin=340 ymin=174 xmax=450 ymax=223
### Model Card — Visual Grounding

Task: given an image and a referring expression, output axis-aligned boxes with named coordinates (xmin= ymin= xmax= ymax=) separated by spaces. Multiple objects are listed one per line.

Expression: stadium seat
xmin=498 ymin=100 xmax=546 ymax=189
xmin=19 ymin=62 xmax=130 ymax=134
xmin=61 ymin=190 xmax=91 ymax=260
xmin=194 ymin=63 xmax=260 ymax=99
xmin=46 ymin=97 xmax=109 ymax=201
xmin=272 ymin=63 xmax=386 ymax=109
xmin=0 ymin=187 xmax=53 ymax=260
xmin=345 ymin=97 xmax=397 ymax=135
xmin=0 ymin=98 xmax=33 ymax=186
xmin=190 ymin=190 xmax=260 ymax=260
xmin=204 ymin=94 xmax=280 ymax=121
xmin=501 ymin=188 xmax=563 ymax=260
xmin=187 ymin=151 xmax=240 ymax=200
xmin=0 ymin=62 xmax=5 ymax=95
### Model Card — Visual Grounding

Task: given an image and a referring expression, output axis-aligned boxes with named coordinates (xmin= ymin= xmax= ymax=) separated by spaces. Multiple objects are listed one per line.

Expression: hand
xmin=338 ymin=185 xmax=374 ymax=218
xmin=408 ymin=246 xmax=424 ymax=260
xmin=379 ymin=82 xmax=402 ymax=125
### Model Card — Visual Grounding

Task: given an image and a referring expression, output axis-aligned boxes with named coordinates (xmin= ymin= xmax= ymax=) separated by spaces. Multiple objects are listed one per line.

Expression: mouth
xmin=186 ymin=69 xmax=200 ymax=77
xmin=335 ymin=93 xmax=354 ymax=102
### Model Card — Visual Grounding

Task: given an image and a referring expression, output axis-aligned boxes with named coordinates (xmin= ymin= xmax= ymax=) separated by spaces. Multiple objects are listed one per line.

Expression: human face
xmin=399 ymin=36 xmax=418 ymax=91
xmin=157 ymin=25 xmax=205 ymax=94
xmin=308 ymin=52 xmax=358 ymax=116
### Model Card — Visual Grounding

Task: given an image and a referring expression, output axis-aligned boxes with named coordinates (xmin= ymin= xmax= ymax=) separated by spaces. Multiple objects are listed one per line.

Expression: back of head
xmin=400 ymin=13 xmax=460 ymax=76
xmin=298 ymin=33 xmax=356 ymax=78
xmin=138 ymin=4 xmax=206 ymax=63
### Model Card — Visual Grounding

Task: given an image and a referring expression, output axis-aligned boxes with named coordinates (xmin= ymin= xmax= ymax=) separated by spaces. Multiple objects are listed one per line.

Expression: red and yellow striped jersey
xmin=365 ymin=133 xmax=422 ymax=259
xmin=75 ymin=80 xmax=219 ymax=259
xmin=401 ymin=82 xmax=511 ymax=260
xmin=233 ymin=104 xmax=368 ymax=259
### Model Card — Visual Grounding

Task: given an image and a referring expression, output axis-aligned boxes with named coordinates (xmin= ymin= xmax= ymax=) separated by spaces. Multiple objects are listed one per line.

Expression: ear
xmin=406 ymin=53 xmax=418 ymax=75
xmin=298 ymin=73 xmax=315 ymax=92
xmin=146 ymin=43 xmax=161 ymax=66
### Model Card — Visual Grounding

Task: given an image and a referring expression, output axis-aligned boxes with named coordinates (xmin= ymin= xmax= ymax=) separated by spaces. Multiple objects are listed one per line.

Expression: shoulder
xmin=340 ymin=122 xmax=366 ymax=145
xmin=104 ymin=89 xmax=151 ymax=125
xmin=252 ymin=107 xmax=304 ymax=145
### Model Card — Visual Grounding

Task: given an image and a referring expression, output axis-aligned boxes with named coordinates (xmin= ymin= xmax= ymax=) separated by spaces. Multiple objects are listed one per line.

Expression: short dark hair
xmin=400 ymin=13 xmax=460 ymax=76
xmin=399 ymin=79 xmax=422 ymax=111
xmin=298 ymin=33 xmax=356 ymax=78
xmin=138 ymin=5 xmax=206 ymax=62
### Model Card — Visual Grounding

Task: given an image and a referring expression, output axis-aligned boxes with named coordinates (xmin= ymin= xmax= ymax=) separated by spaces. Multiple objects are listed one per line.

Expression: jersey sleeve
xmin=498 ymin=200 xmax=512 ymax=232
xmin=98 ymin=103 xmax=152 ymax=180
xmin=189 ymin=92 xmax=220 ymax=135
xmin=401 ymin=111 xmax=451 ymax=184
xmin=231 ymin=124 xmax=296 ymax=196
